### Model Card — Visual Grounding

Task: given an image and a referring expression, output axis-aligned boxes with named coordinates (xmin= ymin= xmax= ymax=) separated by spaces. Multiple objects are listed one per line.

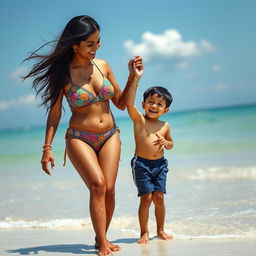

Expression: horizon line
xmin=0 ymin=102 xmax=255 ymax=131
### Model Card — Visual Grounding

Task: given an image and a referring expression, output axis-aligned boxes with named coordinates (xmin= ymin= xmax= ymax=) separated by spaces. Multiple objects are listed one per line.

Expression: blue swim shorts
xmin=131 ymin=155 xmax=169 ymax=197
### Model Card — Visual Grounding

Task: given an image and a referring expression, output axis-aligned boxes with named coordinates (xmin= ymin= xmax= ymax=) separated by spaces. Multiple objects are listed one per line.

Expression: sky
xmin=0 ymin=0 xmax=255 ymax=129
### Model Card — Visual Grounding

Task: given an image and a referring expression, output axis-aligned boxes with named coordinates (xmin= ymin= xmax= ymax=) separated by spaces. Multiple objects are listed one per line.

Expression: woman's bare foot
xmin=95 ymin=237 xmax=121 ymax=252
xmin=98 ymin=243 xmax=113 ymax=256
xmin=157 ymin=230 xmax=173 ymax=240
xmin=107 ymin=241 xmax=121 ymax=252
xmin=137 ymin=232 xmax=149 ymax=244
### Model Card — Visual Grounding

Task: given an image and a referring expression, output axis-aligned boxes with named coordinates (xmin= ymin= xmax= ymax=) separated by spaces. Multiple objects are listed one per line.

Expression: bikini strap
xmin=63 ymin=131 xmax=69 ymax=166
xmin=91 ymin=60 xmax=105 ymax=78
xmin=67 ymin=68 xmax=74 ymax=86
xmin=69 ymin=76 xmax=75 ymax=87
xmin=63 ymin=148 xmax=67 ymax=166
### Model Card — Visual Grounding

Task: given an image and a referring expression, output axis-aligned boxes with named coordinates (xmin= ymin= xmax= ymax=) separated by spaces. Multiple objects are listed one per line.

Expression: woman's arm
xmin=41 ymin=90 xmax=64 ymax=175
xmin=103 ymin=56 xmax=143 ymax=110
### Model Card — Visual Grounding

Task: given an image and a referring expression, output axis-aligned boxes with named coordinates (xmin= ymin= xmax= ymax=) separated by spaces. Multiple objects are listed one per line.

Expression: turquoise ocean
xmin=0 ymin=104 xmax=256 ymax=239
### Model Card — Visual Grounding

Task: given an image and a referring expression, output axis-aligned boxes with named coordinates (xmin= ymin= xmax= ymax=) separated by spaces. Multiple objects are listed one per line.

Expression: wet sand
xmin=1 ymin=228 xmax=255 ymax=256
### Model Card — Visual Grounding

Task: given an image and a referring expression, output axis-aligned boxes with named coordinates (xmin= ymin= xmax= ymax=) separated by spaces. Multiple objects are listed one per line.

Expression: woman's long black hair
xmin=23 ymin=15 xmax=100 ymax=112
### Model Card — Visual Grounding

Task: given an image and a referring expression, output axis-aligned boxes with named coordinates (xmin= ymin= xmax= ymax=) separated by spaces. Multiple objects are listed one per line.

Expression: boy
xmin=126 ymin=64 xmax=173 ymax=244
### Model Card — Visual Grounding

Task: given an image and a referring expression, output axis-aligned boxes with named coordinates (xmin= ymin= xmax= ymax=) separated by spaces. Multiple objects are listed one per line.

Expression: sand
xmin=1 ymin=228 xmax=255 ymax=256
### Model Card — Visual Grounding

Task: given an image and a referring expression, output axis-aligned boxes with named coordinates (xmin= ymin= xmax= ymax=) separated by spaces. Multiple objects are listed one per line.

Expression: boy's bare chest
xmin=135 ymin=121 xmax=166 ymax=138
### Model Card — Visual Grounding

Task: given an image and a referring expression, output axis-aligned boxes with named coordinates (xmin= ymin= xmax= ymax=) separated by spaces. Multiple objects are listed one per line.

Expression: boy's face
xmin=142 ymin=93 xmax=169 ymax=120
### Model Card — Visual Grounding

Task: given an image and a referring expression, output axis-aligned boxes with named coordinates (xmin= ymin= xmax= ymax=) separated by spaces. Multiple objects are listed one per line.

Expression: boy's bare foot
xmin=95 ymin=237 xmax=121 ymax=252
xmin=137 ymin=232 xmax=149 ymax=244
xmin=157 ymin=230 xmax=173 ymax=240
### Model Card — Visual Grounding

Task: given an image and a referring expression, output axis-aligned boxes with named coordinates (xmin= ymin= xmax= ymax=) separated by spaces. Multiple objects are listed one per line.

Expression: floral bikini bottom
xmin=66 ymin=125 xmax=119 ymax=151
xmin=63 ymin=126 xmax=119 ymax=166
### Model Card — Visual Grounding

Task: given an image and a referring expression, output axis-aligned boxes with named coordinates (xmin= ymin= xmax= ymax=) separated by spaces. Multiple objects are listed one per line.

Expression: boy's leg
xmin=131 ymin=155 xmax=155 ymax=243
xmin=152 ymin=191 xmax=173 ymax=240
xmin=138 ymin=193 xmax=153 ymax=244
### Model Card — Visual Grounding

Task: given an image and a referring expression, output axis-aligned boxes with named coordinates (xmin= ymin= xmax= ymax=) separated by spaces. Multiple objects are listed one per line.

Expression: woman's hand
xmin=128 ymin=56 xmax=143 ymax=79
xmin=41 ymin=150 xmax=55 ymax=175
xmin=133 ymin=63 xmax=143 ymax=79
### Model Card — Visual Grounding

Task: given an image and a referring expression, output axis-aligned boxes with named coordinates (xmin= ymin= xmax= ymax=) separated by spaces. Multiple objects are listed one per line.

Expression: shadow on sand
xmin=6 ymin=244 xmax=97 ymax=255
xmin=5 ymin=238 xmax=139 ymax=255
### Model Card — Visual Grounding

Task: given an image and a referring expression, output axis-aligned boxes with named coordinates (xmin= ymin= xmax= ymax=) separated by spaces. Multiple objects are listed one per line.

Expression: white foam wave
xmin=0 ymin=217 xmax=91 ymax=229
xmin=0 ymin=215 xmax=136 ymax=230
xmin=1 ymin=216 xmax=256 ymax=239
xmin=183 ymin=166 xmax=256 ymax=180
xmin=164 ymin=221 xmax=256 ymax=239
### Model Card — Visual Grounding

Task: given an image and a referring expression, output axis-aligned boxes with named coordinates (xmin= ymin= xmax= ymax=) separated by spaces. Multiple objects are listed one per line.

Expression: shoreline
xmin=1 ymin=228 xmax=256 ymax=256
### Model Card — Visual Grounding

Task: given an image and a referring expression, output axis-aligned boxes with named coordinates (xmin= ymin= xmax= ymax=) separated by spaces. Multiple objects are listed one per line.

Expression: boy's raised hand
xmin=128 ymin=56 xmax=144 ymax=79
xmin=133 ymin=64 xmax=143 ymax=78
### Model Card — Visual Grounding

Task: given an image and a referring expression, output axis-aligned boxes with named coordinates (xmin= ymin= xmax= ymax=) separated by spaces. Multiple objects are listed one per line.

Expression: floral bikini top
xmin=66 ymin=61 xmax=114 ymax=108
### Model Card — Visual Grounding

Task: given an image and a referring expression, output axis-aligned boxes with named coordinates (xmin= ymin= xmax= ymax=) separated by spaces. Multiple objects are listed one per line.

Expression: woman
xmin=24 ymin=15 xmax=143 ymax=256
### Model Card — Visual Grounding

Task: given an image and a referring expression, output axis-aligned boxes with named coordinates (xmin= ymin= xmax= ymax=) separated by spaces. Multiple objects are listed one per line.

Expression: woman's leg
xmin=66 ymin=138 xmax=112 ymax=256
xmin=98 ymin=132 xmax=121 ymax=231
xmin=97 ymin=132 xmax=121 ymax=251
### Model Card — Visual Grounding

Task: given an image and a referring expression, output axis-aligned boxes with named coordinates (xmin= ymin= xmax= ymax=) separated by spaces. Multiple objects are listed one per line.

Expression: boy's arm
xmin=164 ymin=123 xmax=174 ymax=150
xmin=154 ymin=123 xmax=173 ymax=151
xmin=126 ymin=63 xmax=143 ymax=121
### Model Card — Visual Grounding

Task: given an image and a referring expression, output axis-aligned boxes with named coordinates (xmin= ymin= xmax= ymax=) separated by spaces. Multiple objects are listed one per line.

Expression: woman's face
xmin=73 ymin=30 xmax=101 ymax=60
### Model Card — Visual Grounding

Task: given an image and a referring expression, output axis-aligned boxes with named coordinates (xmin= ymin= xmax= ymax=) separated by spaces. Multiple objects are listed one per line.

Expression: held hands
xmin=153 ymin=133 xmax=168 ymax=151
xmin=128 ymin=56 xmax=144 ymax=80
xmin=41 ymin=149 xmax=55 ymax=175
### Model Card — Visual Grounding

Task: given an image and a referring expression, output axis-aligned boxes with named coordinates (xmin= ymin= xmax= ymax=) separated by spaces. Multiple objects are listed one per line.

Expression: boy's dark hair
xmin=143 ymin=86 xmax=173 ymax=107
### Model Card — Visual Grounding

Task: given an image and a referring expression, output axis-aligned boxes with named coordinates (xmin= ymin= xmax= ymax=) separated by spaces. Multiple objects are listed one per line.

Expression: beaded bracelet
xmin=42 ymin=144 xmax=51 ymax=147
xmin=42 ymin=144 xmax=52 ymax=152
xmin=42 ymin=148 xmax=52 ymax=152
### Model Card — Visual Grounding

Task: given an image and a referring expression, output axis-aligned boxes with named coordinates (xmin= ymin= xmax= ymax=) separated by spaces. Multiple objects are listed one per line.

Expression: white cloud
xmin=9 ymin=66 xmax=29 ymax=83
xmin=185 ymin=71 xmax=197 ymax=78
xmin=175 ymin=61 xmax=189 ymax=69
xmin=199 ymin=40 xmax=216 ymax=52
xmin=124 ymin=29 xmax=215 ymax=65
xmin=0 ymin=94 xmax=36 ymax=110
xmin=215 ymin=82 xmax=229 ymax=92
xmin=212 ymin=64 xmax=222 ymax=72
xmin=237 ymin=81 xmax=256 ymax=89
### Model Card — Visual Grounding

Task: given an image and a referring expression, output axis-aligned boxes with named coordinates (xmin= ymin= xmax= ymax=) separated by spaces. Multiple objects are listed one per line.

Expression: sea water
xmin=0 ymin=105 xmax=256 ymax=239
